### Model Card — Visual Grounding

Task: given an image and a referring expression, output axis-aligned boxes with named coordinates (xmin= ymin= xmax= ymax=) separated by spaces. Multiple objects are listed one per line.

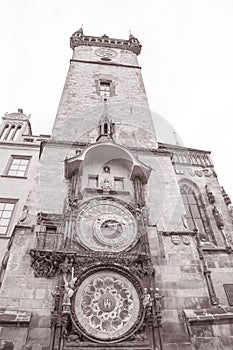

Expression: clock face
xmin=74 ymin=270 xmax=140 ymax=341
xmin=95 ymin=48 xmax=118 ymax=58
xmin=76 ymin=199 xmax=137 ymax=252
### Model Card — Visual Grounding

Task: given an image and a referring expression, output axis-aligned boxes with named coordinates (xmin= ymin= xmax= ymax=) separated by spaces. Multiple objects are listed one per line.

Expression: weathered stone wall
xmin=52 ymin=46 xmax=156 ymax=148
xmin=0 ymin=227 xmax=56 ymax=348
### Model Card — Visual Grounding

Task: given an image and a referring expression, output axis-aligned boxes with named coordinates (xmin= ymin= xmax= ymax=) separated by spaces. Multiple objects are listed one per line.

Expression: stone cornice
xmin=70 ymin=59 xmax=141 ymax=69
xmin=158 ymin=142 xmax=211 ymax=154
xmin=184 ymin=306 xmax=233 ymax=326
xmin=0 ymin=140 xmax=40 ymax=149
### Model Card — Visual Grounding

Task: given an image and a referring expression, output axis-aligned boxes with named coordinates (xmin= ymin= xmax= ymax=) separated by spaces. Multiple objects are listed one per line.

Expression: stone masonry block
xmin=35 ymin=289 xmax=46 ymax=300
xmin=27 ymin=328 xmax=51 ymax=344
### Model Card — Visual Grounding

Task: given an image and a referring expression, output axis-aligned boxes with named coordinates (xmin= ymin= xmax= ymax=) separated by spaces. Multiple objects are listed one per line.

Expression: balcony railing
xmin=35 ymin=231 xmax=64 ymax=251
xmin=172 ymin=150 xmax=212 ymax=167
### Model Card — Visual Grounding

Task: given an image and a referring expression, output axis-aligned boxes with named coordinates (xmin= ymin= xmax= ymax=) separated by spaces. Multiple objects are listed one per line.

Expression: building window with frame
xmin=180 ymin=183 xmax=211 ymax=242
xmin=0 ymin=200 xmax=16 ymax=235
xmin=99 ymin=81 xmax=111 ymax=97
xmin=6 ymin=156 xmax=31 ymax=177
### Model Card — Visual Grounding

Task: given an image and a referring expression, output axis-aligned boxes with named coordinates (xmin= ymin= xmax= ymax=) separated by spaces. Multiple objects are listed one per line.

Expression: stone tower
xmin=1 ymin=29 xmax=233 ymax=350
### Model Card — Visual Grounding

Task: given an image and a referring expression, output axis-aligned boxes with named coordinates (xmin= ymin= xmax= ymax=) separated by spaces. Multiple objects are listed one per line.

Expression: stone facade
xmin=0 ymin=29 xmax=233 ymax=350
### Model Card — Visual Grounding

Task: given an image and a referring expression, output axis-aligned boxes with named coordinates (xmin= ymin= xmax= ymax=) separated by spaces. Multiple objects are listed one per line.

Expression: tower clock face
xmin=73 ymin=270 xmax=141 ymax=342
xmin=95 ymin=48 xmax=118 ymax=58
xmin=76 ymin=199 xmax=137 ymax=252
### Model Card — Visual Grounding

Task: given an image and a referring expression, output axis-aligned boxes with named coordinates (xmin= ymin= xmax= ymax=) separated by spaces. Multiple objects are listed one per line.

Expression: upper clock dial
xmin=94 ymin=48 xmax=118 ymax=58
xmin=76 ymin=199 xmax=137 ymax=252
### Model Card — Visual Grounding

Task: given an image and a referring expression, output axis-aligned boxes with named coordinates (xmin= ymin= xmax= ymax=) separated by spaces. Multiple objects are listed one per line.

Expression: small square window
xmin=114 ymin=177 xmax=124 ymax=191
xmin=0 ymin=200 xmax=16 ymax=235
xmin=99 ymin=81 xmax=111 ymax=97
xmin=6 ymin=156 xmax=30 ymax=177
xmin=88 ymin=175 xmax=99 ymax=188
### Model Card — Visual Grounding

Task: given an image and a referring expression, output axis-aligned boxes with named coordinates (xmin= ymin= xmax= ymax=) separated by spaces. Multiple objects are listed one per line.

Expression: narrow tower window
xmin=7 ymin=125 xmax=16 ymax=141
xmin=12 ymin=125 xmax=22 ymax=141
xmin=104 ymin=123 xmax=108 ymax=134
xmin=180 ymin=183 xmax=209 ymax=241
xmin=0 ymin=124 xmax=9 ymax=140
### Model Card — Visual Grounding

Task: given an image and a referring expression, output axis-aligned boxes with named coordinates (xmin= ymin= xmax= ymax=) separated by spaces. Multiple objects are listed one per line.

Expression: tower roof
xmin=3 ymin=109 xmax=30 ymax=122
xmin=2 ymin=109 xmax=32 ymax=135
xmin=70 ymin=29 xmax=141 ymax=55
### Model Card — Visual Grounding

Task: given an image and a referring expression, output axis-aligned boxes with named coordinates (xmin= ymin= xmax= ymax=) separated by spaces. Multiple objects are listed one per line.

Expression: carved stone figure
xmin=18 ymin=205 xmax=29 ymax=223
xmin=212 ymin=206 xmax=224 ymax=229
xmin=62 ymin=268 xmax=77 ymax=312
xmin=143 ymin=287 xmax=153 ymax=308
xmin=181 ymin=214 xmax=188 ymax=229
xmin=101 ymin=178 xmax=112 ymax=191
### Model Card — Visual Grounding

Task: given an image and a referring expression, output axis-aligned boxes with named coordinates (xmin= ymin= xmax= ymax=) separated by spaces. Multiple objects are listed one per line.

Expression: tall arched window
xmin=180 ymin=183 xmax=211 ymax=242
xmin=7 ymin=125 xmax=16 ymax=141
xmin=0 ymin=124 xmax=9 ymax=140
xmin=12 ymin=125 xmax=22 ymax=141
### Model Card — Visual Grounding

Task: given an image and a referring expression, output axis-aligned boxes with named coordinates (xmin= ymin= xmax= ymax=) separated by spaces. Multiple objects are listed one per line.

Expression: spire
xmin=96 ymin=97 xmax=114 ymax=142
xmin=70 ymin=26 xmax=84 ymax=49
xmin=173 ymin=129 xmax=180 ymax=146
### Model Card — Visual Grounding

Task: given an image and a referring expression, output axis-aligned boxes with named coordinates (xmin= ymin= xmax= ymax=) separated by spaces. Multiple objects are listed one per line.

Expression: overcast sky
xmin=1 ymin=0 xmax=233 ymax=200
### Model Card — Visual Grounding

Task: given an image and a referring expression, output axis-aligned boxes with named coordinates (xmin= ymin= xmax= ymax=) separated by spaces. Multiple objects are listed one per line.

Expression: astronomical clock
xmin=46 ymin=139 xmax=162 ymax=350
xmin=31 ymin=140 xmax=162 ymax=348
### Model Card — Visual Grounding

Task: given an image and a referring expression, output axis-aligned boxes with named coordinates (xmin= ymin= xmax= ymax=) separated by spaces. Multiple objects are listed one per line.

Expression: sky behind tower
xmin=0 ymin=0 xmax=233 ymax=200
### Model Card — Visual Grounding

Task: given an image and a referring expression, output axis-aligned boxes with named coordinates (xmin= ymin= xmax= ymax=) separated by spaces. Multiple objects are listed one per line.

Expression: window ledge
xmin=0 ymin=308 xmax=32 ymax=327
xmin=1 ymin=175 xmax=27 ymax=179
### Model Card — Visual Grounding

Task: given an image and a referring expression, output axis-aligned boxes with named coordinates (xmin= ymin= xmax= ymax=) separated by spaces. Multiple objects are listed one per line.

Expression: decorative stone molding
xmin=0 ymin=308 xmax=31 ymax=327
xmin=30 ymin=250 xmax=153 ymax=279
xmin=162 ymin=230 xmax=195 ymax=245
xmin=183 ymin=306 xmax=233 ymax=326
xmin=70 ymin=266 xmax=144 ymax=343
xmin=37 ymin=212 xmax=62 ymax=226
xmin=174 ymin=165 xmax=213 ymax=177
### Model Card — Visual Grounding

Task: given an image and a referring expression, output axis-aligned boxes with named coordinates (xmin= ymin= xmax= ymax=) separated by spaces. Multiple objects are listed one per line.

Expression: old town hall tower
xmin=1 ymin=28 xmax=233 ymax=350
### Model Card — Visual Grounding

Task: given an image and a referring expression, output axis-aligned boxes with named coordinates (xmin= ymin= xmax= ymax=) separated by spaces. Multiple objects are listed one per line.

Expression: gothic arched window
xmin=180 ymin=183 xmax=211 ymax=242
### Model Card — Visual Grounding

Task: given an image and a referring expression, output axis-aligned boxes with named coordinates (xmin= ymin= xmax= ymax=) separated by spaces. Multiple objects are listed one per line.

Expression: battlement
xmin=70 ymin=28 xmax=141 ymax=55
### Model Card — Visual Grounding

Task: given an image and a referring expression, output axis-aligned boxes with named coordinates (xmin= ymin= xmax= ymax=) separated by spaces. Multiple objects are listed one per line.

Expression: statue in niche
xmin=143 ymin=288 xmax=154 ymax=324
xmin=154 ymin=288 xmax=164 ymax=313
xmin=143 ymin=287 xmax=153 ymax=308
xmin=212 ymin=206 xmax=224 ymax=229
xmin=100 ymin=165 xmax=113 ymax=192
xmin=101 ymin=178 xmax=112 ymax=192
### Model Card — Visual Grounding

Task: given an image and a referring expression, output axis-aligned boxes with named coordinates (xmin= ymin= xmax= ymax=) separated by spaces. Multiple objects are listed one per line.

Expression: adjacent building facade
xmin=0 ymin=110 xmax=49 ymax=273
xmin=0 ymin=28 xmax=233 ymax=350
